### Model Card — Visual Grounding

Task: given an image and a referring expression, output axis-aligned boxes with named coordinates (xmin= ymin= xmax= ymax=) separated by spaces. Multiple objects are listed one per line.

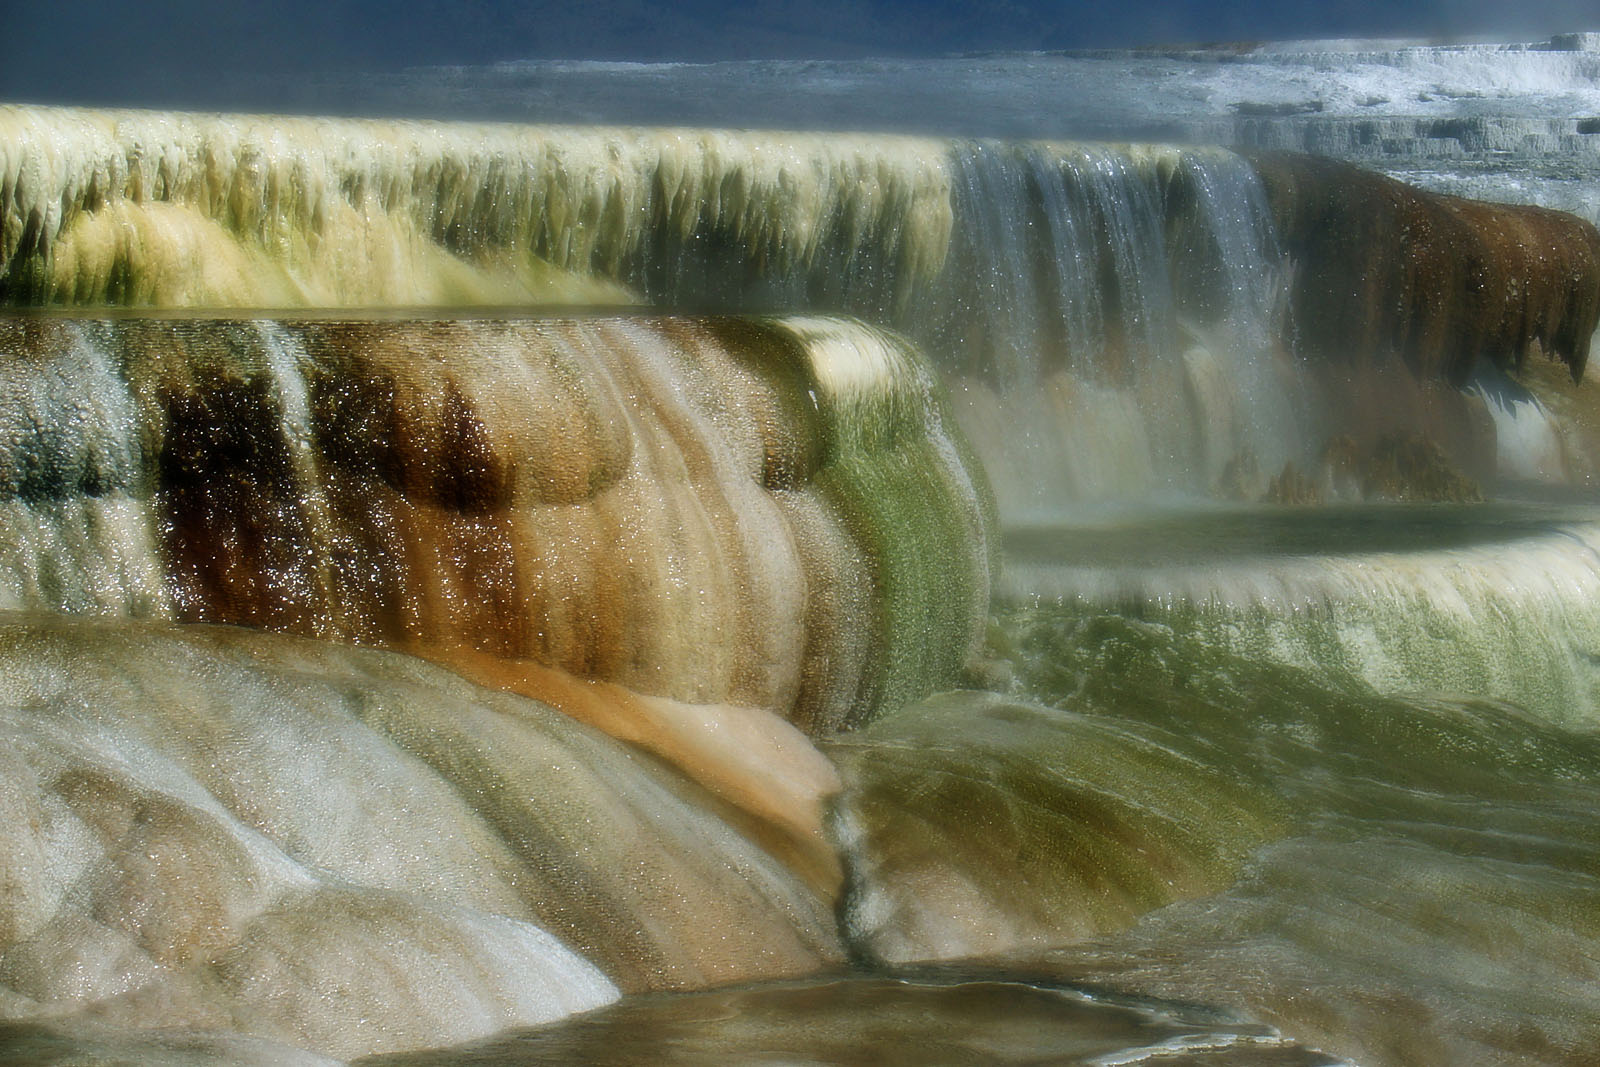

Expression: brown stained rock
xmin=1362 ymin=432 xmax=1485 ymax=503
xmin=157 ymin=372 xmax=314 ymax=628
xmin=1248 ymin=153 xmax=1600 ymax=386
xmin=1296 ymin=356 xmax=1502 ymax=491
xmin=0 ymin=317 xmax=991 ymax=736
xmin=1254 ymin=433 xmax=1483 ymax=506
xmin=300 ymin=321 xmax=635 ymax=510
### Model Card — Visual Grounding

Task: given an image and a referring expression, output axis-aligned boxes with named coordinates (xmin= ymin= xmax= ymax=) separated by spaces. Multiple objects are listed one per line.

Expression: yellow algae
xmin=768 ymin=317 xmax=996 ymax=722
xmin=827 ymin=690 xmax=1282 ymax=966
xmin=0 ymin=105 xmax=953 ymax=310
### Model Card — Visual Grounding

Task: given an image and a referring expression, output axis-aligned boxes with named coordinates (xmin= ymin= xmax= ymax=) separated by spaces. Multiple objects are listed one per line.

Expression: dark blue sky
xmin=3 ymin=1 xmax=1596 ymax=109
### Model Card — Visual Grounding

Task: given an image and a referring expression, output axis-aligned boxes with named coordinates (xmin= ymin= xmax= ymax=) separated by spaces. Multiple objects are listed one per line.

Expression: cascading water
xmin=2 ymin=36 xmax=1600 ymax=1067
xmin=916 ymin=142 xmax=1301 ymax=513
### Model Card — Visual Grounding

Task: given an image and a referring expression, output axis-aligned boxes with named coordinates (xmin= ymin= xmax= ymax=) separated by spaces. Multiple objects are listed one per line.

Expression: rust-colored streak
xmin=418 ymin=505 xmax=529 ymax=659
xmin=157 ymin=372 xmax=319 ymax=633
xmin=3 ymin=315 xmax=968 ymax=736
xmin=310 ymin=361 xmax=408 ymax=498
xmin=409 ymin=641 xmax=845 ymax=901
xmin=431 ymin=381 xmax=513 ymax=513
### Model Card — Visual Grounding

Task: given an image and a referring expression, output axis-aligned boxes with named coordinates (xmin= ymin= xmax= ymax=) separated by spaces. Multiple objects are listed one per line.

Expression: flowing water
xmin=2 ymin=35 xmax=1600 ymax=1067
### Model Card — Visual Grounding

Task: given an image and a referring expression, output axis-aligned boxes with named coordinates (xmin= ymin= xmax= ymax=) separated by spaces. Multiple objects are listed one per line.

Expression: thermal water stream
xmin=1 ymin=40 xmax=1600 ymax=1064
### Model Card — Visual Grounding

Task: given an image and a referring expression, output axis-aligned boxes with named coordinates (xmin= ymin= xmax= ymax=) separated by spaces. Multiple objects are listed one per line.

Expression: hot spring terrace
xmin=0 ymin=104 xmax=1598 ymax=1065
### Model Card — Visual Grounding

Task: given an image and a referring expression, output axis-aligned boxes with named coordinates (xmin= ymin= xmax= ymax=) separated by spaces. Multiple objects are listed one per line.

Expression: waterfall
xmin=3 ymin=87 xmax=1600 ymax=1067
xmin=11 ymin=104 xmax=1592 ymax=513
xmin=1003 ymin=510 xmax=1600 ymax=725
xmin=900 ymin=142 xmax=1300 ymax=514
xmin=0 ymin=106 xmax=953 ymax=311
xmin=0 ymin=315 xmax=992 ymax=732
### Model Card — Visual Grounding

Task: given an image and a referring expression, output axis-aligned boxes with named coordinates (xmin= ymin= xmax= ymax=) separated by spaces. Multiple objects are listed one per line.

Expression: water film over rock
xmin=986 ymin=604 xmax=1600 ymax=1066
xmin=0 ymin=314 xmax=992 ymax=733
xmin=0 ymin=617 xmax=841 ymax=1059
xmin=355 ymin=977 xmax=1341 ymax=1067
xmin=2 ymin=36 xmax=1600 ymax=1066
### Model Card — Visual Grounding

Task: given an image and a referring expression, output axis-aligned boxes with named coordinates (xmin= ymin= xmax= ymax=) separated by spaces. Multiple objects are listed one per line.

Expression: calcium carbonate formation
xmin=0 ymin=106 xmax=953 ymax=308
xmin=0 ymin=315 xmax=992 ymax=733
xmin=0 ymin=92 xmax=1599 ymax=1066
